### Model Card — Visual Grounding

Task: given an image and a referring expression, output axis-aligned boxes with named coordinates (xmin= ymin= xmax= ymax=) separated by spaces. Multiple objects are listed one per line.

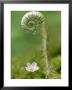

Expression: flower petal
xmin=32 ymin=62 xmax=37 ymax=66
xmin=25 ymin=67 xmax=31 ymax=72
xmin=26 ymin=62 xmax=31 ymax=67
xmin=25 ymin=62 xmax=39 ymax=72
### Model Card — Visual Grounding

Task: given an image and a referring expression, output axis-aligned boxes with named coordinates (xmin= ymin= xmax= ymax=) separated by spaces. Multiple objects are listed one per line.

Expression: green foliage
xmin=11 ymin=11 xmax=61 ymax=79
xmin=51 ymin=56 xmax=61 ymax=73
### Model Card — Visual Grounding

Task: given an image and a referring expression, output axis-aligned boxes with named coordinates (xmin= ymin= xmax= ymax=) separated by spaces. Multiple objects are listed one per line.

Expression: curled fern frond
xmin=21 ymin=11 xmax=44 ymax=32
xmin=21 ymin=11 xmax=49 ymax=78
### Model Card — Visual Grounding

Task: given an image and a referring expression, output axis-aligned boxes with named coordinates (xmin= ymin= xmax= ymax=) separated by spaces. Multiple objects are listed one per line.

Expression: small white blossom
xmin=25 ymin=62 xmax=39 ymax=72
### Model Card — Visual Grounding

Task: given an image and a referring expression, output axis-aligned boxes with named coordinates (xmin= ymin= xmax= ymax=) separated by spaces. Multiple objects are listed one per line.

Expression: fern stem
xmin=21 ymin=12 xmax=49 ymax=78
xmin=42 ymin=22 xmax=49 ymax=78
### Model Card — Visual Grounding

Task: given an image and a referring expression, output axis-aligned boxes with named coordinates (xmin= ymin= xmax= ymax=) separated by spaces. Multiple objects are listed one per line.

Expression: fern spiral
xmin=21 ymin=12 xmax=44 ymax=32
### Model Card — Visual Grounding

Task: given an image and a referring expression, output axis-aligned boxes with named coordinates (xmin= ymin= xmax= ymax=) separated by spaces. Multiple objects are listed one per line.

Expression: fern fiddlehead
xmin=21 ymin=11 xmax=49 ymax=78
xmin=21 ymin=12 xmax=44 ymax=32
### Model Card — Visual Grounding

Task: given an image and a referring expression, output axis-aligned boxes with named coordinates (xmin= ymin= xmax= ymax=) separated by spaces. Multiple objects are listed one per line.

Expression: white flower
xmin=25 ymin=62 xmax=39 ymax=72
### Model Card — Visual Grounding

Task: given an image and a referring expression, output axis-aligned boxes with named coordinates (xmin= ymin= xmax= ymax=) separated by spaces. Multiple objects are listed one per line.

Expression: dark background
xmin=0 ymin=0 xmax=71 ymax=89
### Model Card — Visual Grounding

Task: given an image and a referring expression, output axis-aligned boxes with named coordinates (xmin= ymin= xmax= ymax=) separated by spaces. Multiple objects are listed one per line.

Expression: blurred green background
xmin=11 ymin=11 xmax=61 ymax=79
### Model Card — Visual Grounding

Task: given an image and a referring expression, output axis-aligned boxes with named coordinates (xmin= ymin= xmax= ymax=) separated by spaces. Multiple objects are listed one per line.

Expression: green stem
xmin=30 ymin=72 xmax=34 ymax=79
xmin=42 ymin=22 xmax=49 ymax=78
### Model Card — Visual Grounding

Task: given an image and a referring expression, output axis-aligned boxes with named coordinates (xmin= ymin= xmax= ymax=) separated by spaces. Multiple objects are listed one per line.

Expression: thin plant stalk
xmin=42 ymin=22 xmax=49 ymax=78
